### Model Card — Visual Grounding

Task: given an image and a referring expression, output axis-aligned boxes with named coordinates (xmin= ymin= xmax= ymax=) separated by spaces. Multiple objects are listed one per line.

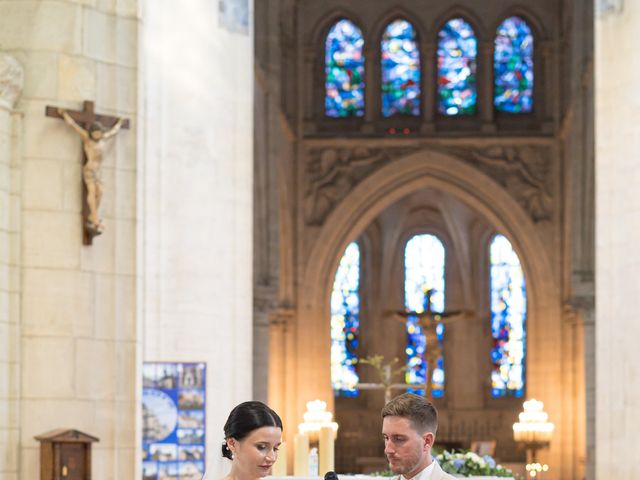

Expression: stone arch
xmin=433 ymin=6 xmax=486 ymax=42
xmin=290 ymin=148 xmax=561 ymax=427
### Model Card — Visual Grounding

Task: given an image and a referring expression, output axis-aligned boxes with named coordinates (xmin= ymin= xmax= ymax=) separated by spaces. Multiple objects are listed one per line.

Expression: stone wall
xmin=595 ymin=2 xmax=640 ymax=478
xmin=0 ymin=1 xmax=140 ymax=479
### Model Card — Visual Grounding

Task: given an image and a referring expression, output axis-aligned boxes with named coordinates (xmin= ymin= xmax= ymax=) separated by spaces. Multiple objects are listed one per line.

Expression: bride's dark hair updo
xmin=222 ymin=401 xmax=283 ymax=460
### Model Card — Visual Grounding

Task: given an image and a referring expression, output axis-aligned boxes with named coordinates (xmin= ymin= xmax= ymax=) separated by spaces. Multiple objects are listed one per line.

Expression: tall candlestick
xmin=293 ymin=433 xmax=309 ymax=476
xmin=318 ymin=426 xmax=334 ymax=475
xmin=271 ymin=441 xmax=287 ymax=476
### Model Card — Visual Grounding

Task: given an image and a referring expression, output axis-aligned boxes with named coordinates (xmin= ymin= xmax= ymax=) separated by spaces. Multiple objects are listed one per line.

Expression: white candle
xmin=293 ymin=433 xmax=309 ymax=476
xmin=318 ymin=426 xmax=334 ymax=475
xmin=271 ymin=441 xmax=287 ymax=476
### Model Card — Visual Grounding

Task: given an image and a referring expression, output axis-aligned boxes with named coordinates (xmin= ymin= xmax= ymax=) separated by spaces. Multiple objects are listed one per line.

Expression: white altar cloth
xmin=267 ymin=475 xmax=514 ymax=480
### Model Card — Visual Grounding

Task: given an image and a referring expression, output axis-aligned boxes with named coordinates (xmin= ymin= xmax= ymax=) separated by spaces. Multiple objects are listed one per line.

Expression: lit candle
xmin=318 ymin=426 xmax=334 ymax=475
xmin=293 ymin=433 xmax=309 ymax=476
xmin=271 ymin=441 xmax=287 ymax=477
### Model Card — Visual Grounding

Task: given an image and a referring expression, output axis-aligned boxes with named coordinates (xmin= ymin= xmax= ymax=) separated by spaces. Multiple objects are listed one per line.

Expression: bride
xmin=221 ymin=401 xmax=283 ymax=480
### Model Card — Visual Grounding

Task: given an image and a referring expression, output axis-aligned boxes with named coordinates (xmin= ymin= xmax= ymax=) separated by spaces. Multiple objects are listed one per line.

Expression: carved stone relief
xmin=442 ymin=145 xmax=554 ymax=223
xmin=0 ymin=54 xmax=24 ymax=109
xmin=303 ymin=146 xmax=417 ymax=225
xmin=304 ymin=144 xmax=555 ymax=226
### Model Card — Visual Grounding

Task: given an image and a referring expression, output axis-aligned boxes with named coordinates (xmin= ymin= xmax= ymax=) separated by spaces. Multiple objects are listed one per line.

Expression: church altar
xmin=267 ymin=475 xmax=514 ymax=480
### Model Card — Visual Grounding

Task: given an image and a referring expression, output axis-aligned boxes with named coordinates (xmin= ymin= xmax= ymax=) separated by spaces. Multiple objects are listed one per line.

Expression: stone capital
xmin=268 ymin=306 xmax=295 ymax=327
xmin=0 ymin=54 xmax=24 ymax=110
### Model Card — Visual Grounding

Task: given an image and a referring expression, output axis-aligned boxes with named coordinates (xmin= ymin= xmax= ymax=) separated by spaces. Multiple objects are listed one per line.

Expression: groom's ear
xmin=422 ymin=431 xmax=435 ymax=451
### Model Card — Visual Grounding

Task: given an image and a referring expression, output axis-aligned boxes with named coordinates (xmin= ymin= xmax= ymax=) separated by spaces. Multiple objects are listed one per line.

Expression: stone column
xmin=303 ymin=46 xmax=318 ymax=133
xmin=421 ymin=41 xmax=436 ymax=133
xmin=267 ymin=307 xmax=294 ymax=468
xmin=478 ymin=41 xmax=495 ymax=131
xmin=139 ymin=1 xmax=254 ymax=477
xmin=0 ymin=52 xmax=23 ymax=480
xmin=363 ymin=44 xmax=378 ymax=129
xmin=596 ymin=5 xmax=640 ymax=478
xmin=540 ymin=40 xmax=555 ymax=125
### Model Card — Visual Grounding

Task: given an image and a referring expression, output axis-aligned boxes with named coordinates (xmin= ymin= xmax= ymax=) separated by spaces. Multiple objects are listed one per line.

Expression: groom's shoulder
xmin=432 ymin=461 xmax=457 ymax=480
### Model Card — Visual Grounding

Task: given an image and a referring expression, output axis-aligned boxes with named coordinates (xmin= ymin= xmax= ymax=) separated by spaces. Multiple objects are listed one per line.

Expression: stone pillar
xmin=139 ymin=0 xmax=254 ymax=477
xmin=421 ymin=41 xmax=436 ymax=132
xmin=478 ymin=41 xmax=495 ymax=131
xmin=303 ymin=46 xmax=318 ymax=131
xmin=268 ymin=308 xmax=293 ymax=415
xmin=540 ymin=40 xmax=555 ymax=122
xmin=596 ymin=2 xmax=640 ymax=478
xmin=0 ymin=52 xmax=23 ymax=480
xmin=364 ymin=44 xmax=378 ymax=126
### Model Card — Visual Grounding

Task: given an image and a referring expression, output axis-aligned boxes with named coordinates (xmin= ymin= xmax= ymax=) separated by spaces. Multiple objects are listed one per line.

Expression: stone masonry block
xmin=83 ymin=9 xmax=137 ymax=67
xmin=22 ymin=211 xmax=81 ymax=269
xmin=75 ymin=339 xmax=116 ymax=400
xmin=0 ymin=2 xmax=82 ymax=53
xmin=22 ymin=159 xmax=64 ymax=211
xmin=22 ymin=337 xmax=75 ymax=398
xmin=22 ymin=268 xmax=93 ymax=337
xmin=11 ymin=51 xmax=58 ymax=100
xmin=58 ymin=54 xmax=97 ymax=102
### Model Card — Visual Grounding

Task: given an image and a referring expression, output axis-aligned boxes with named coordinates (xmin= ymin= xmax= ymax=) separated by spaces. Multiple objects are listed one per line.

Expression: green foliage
xmin=436 ymin=450 xmax=516 ymax=478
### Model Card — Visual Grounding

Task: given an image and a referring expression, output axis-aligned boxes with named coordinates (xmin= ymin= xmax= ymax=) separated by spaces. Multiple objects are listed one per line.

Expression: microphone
xmin=324 ymin=471 xmax=339 ymax=480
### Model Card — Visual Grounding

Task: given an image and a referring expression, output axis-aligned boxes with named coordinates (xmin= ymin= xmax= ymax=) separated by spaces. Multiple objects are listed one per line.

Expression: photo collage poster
xmin=142 ymin=362 xmax=206 ymax=480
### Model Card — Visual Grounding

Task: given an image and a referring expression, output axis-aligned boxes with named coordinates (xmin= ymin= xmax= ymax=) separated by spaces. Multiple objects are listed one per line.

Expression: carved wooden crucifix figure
xmin=386 ymin=288 xmax=471 ymax=400
xmin=45 ymin=101 xmax=129 ymax=245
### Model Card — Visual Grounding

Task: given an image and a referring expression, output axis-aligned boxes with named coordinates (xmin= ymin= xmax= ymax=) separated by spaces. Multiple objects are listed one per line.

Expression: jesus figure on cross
xmin=58 ymin=108 xmax=124 ymax=235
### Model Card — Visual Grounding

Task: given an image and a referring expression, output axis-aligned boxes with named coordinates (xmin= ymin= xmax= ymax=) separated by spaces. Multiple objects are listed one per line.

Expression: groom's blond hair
xmin=381 ymin=393 xmax=438 ymax=434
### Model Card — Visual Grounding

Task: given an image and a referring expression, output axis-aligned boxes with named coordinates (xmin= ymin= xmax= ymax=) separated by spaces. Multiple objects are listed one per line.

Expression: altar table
xmin=267 ymin=474 xmax=514 ymax=480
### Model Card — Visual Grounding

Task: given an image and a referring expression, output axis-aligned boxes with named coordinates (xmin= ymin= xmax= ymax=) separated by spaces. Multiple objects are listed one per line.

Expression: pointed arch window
xmin=404 ymin=234 xmax=445 ymax=398
xmin=437 ymin=18 xmax=478 ymax=115
xmin=331 ymin=242 xmax=361 ymax=396
xmin=381 ymin=19 xmax=421 ymax=117
xmin=494 ymin=16 xmax=534 ymax=113
xmin=490 ymin=234 xmax=526 ymax=398
xmin=325 ymin=19 xmax=365 ymax=118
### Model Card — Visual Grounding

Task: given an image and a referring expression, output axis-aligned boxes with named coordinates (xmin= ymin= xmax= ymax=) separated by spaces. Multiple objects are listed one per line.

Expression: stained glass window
xmin=404 ymin=234 xmax=445 ymax=398
xmin=381 ymin=20 xmax=421 ymax=117
xmin=494 ymin=16 xmax=534 ymax=113
xmin=331 ymin=242 xmax=361 ymax=396
xmin=437 ymin=18 xmax=477 ymax=115
xmin=325 ymin=20 xmax=365 ymax=118
xmin=490 ymin=234 xmax=526 ymax=398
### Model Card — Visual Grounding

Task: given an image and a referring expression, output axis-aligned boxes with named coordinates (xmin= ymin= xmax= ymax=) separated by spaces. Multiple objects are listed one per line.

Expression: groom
xmin=381 ymin=393 xmax=455 ymax=480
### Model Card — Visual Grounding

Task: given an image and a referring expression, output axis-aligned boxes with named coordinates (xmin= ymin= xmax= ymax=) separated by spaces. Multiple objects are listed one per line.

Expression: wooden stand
xmin=35 ymin=429 xmax=99 ymax=480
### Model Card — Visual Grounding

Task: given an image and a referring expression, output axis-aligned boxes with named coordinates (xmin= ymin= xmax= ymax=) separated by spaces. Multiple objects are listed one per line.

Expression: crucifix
xmin=385 ymin=288 xmax=471 ymax=400
xmin=45 ymin=101 xmax=130 ymax=245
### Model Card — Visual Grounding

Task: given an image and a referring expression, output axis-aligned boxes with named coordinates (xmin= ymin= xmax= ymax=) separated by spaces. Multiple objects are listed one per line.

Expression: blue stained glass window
xmin=437 ymin=18 xmax=477 ymax=115
xmin=404 ymin=234 xmax=445 ymax=398
xmin=494 ymin=16 xmax=534 ymax=113
xmin=325 ymin=20 xmax=365 ymax=118
xmin=381 ymin=20 xmax=421 ymax=117
xmin=490 ymin=234 xmax=526 ymax=398
xmin=331 ymin=242 xmax=361 ymax=396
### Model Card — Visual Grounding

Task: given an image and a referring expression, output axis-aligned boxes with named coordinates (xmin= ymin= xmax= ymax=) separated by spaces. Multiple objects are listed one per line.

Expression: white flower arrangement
xmin=436 ymin=450 xmax=516 ymax=478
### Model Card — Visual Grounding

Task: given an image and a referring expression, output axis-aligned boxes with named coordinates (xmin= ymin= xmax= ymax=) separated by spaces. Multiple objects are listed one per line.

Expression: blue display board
xmin=142 ymin=362 xmax=206 ymax=480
